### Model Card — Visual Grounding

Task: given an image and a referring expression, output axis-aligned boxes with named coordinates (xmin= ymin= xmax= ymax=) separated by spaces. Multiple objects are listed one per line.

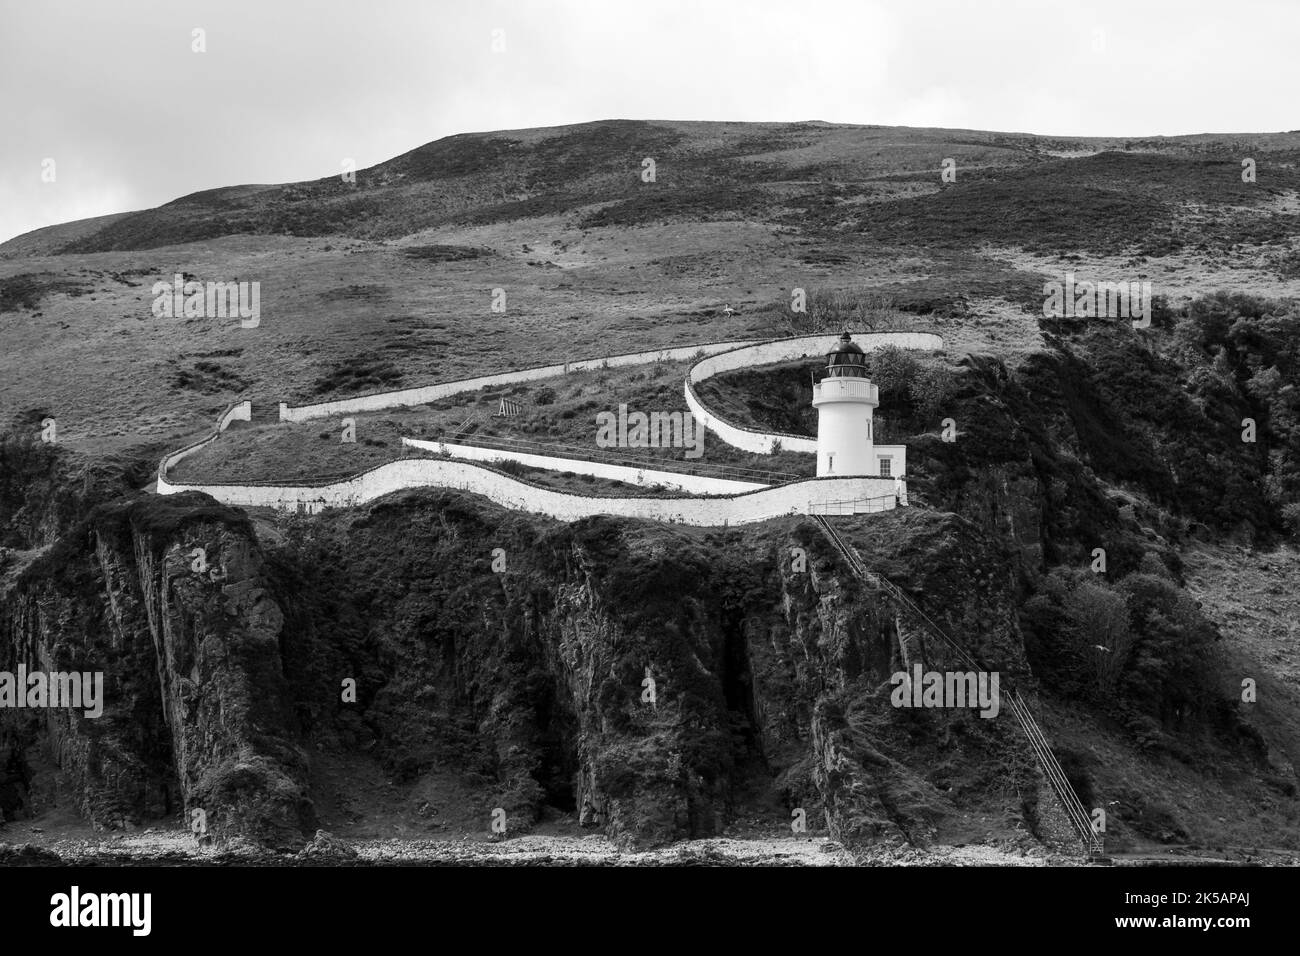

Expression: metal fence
xmin=808 ymin=494 xmax=897 ymax=515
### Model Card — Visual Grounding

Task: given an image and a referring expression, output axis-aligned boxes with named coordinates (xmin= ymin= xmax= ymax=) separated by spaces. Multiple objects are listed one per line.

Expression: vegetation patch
xmin=0 ymin=273 xmax=89 ymax=312
xmin=172 ymin=360 xmax=250 ymax=394
xmin=403 ymin=244 xmax=493 ymax=262
xmin=580 ymin=186 xmax=766 ymax=228
xmin=319 ymin=283 xmax=390 ymax=302
xmin=311 ymin=354 xmax=404 ymax=395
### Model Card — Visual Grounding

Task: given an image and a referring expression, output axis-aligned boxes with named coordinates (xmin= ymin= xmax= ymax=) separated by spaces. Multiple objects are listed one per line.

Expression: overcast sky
xmin=2 ymin=0 xmax=1297 ymax=244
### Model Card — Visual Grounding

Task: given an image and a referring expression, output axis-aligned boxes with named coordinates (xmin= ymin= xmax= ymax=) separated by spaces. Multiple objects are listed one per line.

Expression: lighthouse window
xmin=827 ymin=454 xmax=834 ymax=473
xmin=879 ymin=458 xmax=891 ymax=477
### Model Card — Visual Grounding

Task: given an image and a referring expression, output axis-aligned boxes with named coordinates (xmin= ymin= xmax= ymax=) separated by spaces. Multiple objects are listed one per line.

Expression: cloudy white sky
xmin=2 ymin=0 xmax=1296 ymax=244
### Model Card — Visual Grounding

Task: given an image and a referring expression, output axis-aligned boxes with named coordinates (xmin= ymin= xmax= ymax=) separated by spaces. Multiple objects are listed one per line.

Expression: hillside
xmin=1 ymin=120 xmax=1299 ymax=863
xmin=4 ymin=120 xmax=1300 ymax=456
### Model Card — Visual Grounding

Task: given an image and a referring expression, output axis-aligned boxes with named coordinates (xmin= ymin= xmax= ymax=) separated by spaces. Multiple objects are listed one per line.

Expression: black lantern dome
xmin=825 ymin=332 xmax=868 ymax=378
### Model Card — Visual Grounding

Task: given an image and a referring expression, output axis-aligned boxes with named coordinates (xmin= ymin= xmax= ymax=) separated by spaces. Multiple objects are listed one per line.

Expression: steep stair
xmin=812 ymin=515 xmax=1104 ymax=857
xmin=450 ymin=413 xmax=483 ymax=440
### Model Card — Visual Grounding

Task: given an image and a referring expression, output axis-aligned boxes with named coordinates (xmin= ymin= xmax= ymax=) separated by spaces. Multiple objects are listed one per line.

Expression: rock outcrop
xmin=1 ymin=414 xmax=1257 ymax=853
xmin=2 ymin=488 xmax=315 ymax=849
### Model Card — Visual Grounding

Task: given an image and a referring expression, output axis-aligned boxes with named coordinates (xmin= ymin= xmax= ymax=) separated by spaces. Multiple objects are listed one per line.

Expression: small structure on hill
xmin=813 ymin=332 xmax=905 ymax=478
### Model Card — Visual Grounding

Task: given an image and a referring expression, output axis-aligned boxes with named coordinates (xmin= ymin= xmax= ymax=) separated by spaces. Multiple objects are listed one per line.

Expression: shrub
xmin=909 ymin=363 xmax=955 ymax=420
xmin=1061 ymin=580 xmax=1132 ymax=697
xmin=312 ymin=355 xmax=403 ymax=396
xmin=773 ymin=289 xmax=900 ymax=336
xmin=864 ymin=347 xmax=954 ymax=420
xmin=1116 ymin=573 xmax=1220 ymax=721
xmin=1138 ymin=552 xmax=1175 ymax=580
xmin=867 ymin=345 xmax=919 ymax=395
xmin=1283 ymin=502 xmax=1300 ymax=537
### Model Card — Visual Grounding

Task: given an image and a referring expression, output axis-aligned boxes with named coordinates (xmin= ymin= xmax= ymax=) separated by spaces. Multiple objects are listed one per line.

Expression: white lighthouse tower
xmin=813 ymin=332 xmax=880 ymax=477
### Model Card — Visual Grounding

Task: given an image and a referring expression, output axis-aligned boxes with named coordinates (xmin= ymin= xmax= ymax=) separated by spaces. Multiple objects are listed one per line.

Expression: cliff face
xmin=256 ymin=491 xmax=1044 ymax=849
xmin=2 ymin=491 xmax=314 ymax=847
xmin=30 ymin=400 xmax=1286 ymax=857
xmin=2 ymin=448 xmax=1051 ymax=850
xmin=3 ymin=413 xmax=1274 ymax=854
xmin=119 ymin=505 xmax=315 ymax=848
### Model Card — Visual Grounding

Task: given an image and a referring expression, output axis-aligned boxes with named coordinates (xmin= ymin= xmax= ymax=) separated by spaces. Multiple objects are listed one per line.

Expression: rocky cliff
xmin=1 ymin=488 xmax=315 ymax=847
xmin=0 ymin=442 xmax=1062 ymax=851
xmin=3 ymin=303 xmax=1292 ymax=856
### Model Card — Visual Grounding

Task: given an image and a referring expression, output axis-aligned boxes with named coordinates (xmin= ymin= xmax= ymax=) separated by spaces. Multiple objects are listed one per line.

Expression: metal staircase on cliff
xmin=812 ymin=515 xmax=1104 ymax=857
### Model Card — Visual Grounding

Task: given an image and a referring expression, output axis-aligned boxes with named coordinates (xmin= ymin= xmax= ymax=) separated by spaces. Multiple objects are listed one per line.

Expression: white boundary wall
xmin=219 ymin=401 xmax=252 ymax=431
xmin=159 ymin=458 xmax=898 ymax=525
xmin=278 ymin=340 xmax=761 ymax=423
xmin=684 ymin=332 xmax=944 ymax=455
xmin=156 ymin=331 xmax=940 ymax=522
xmin=158 ymin=400 xmax=251 ymax=479
xmin=402 ymin=438 xmax=765 ymax=494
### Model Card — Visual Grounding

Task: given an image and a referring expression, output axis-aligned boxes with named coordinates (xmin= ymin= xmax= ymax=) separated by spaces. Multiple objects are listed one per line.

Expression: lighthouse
xmin=812 ymin=332 xmax=880 ymax=477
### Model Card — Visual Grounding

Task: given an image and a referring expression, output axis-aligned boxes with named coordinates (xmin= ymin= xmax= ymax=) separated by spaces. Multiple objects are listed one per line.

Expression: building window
xmin=827 ymin=454 xmax=834 ymax=473
xmin=879 ymin=458 xmax=891 ymax=477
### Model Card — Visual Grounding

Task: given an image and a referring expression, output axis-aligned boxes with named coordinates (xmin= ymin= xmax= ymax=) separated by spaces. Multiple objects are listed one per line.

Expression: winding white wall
xmin=279 ymin=340 xmax=760 ymax=423
xmin=158 ymin=400 xmax=251 ymax=480
xmin=156 ymin=331 xmax=940 ymax=523
xmin=219 ymin=401 xmax=252 ymax=431
xmin=159 ymin=458 xmax=898 ymax=525
xmin=684 ymin=331 xmax=944 ymax=455
xmin=402 ymin=438 xmax=765 ymax=494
